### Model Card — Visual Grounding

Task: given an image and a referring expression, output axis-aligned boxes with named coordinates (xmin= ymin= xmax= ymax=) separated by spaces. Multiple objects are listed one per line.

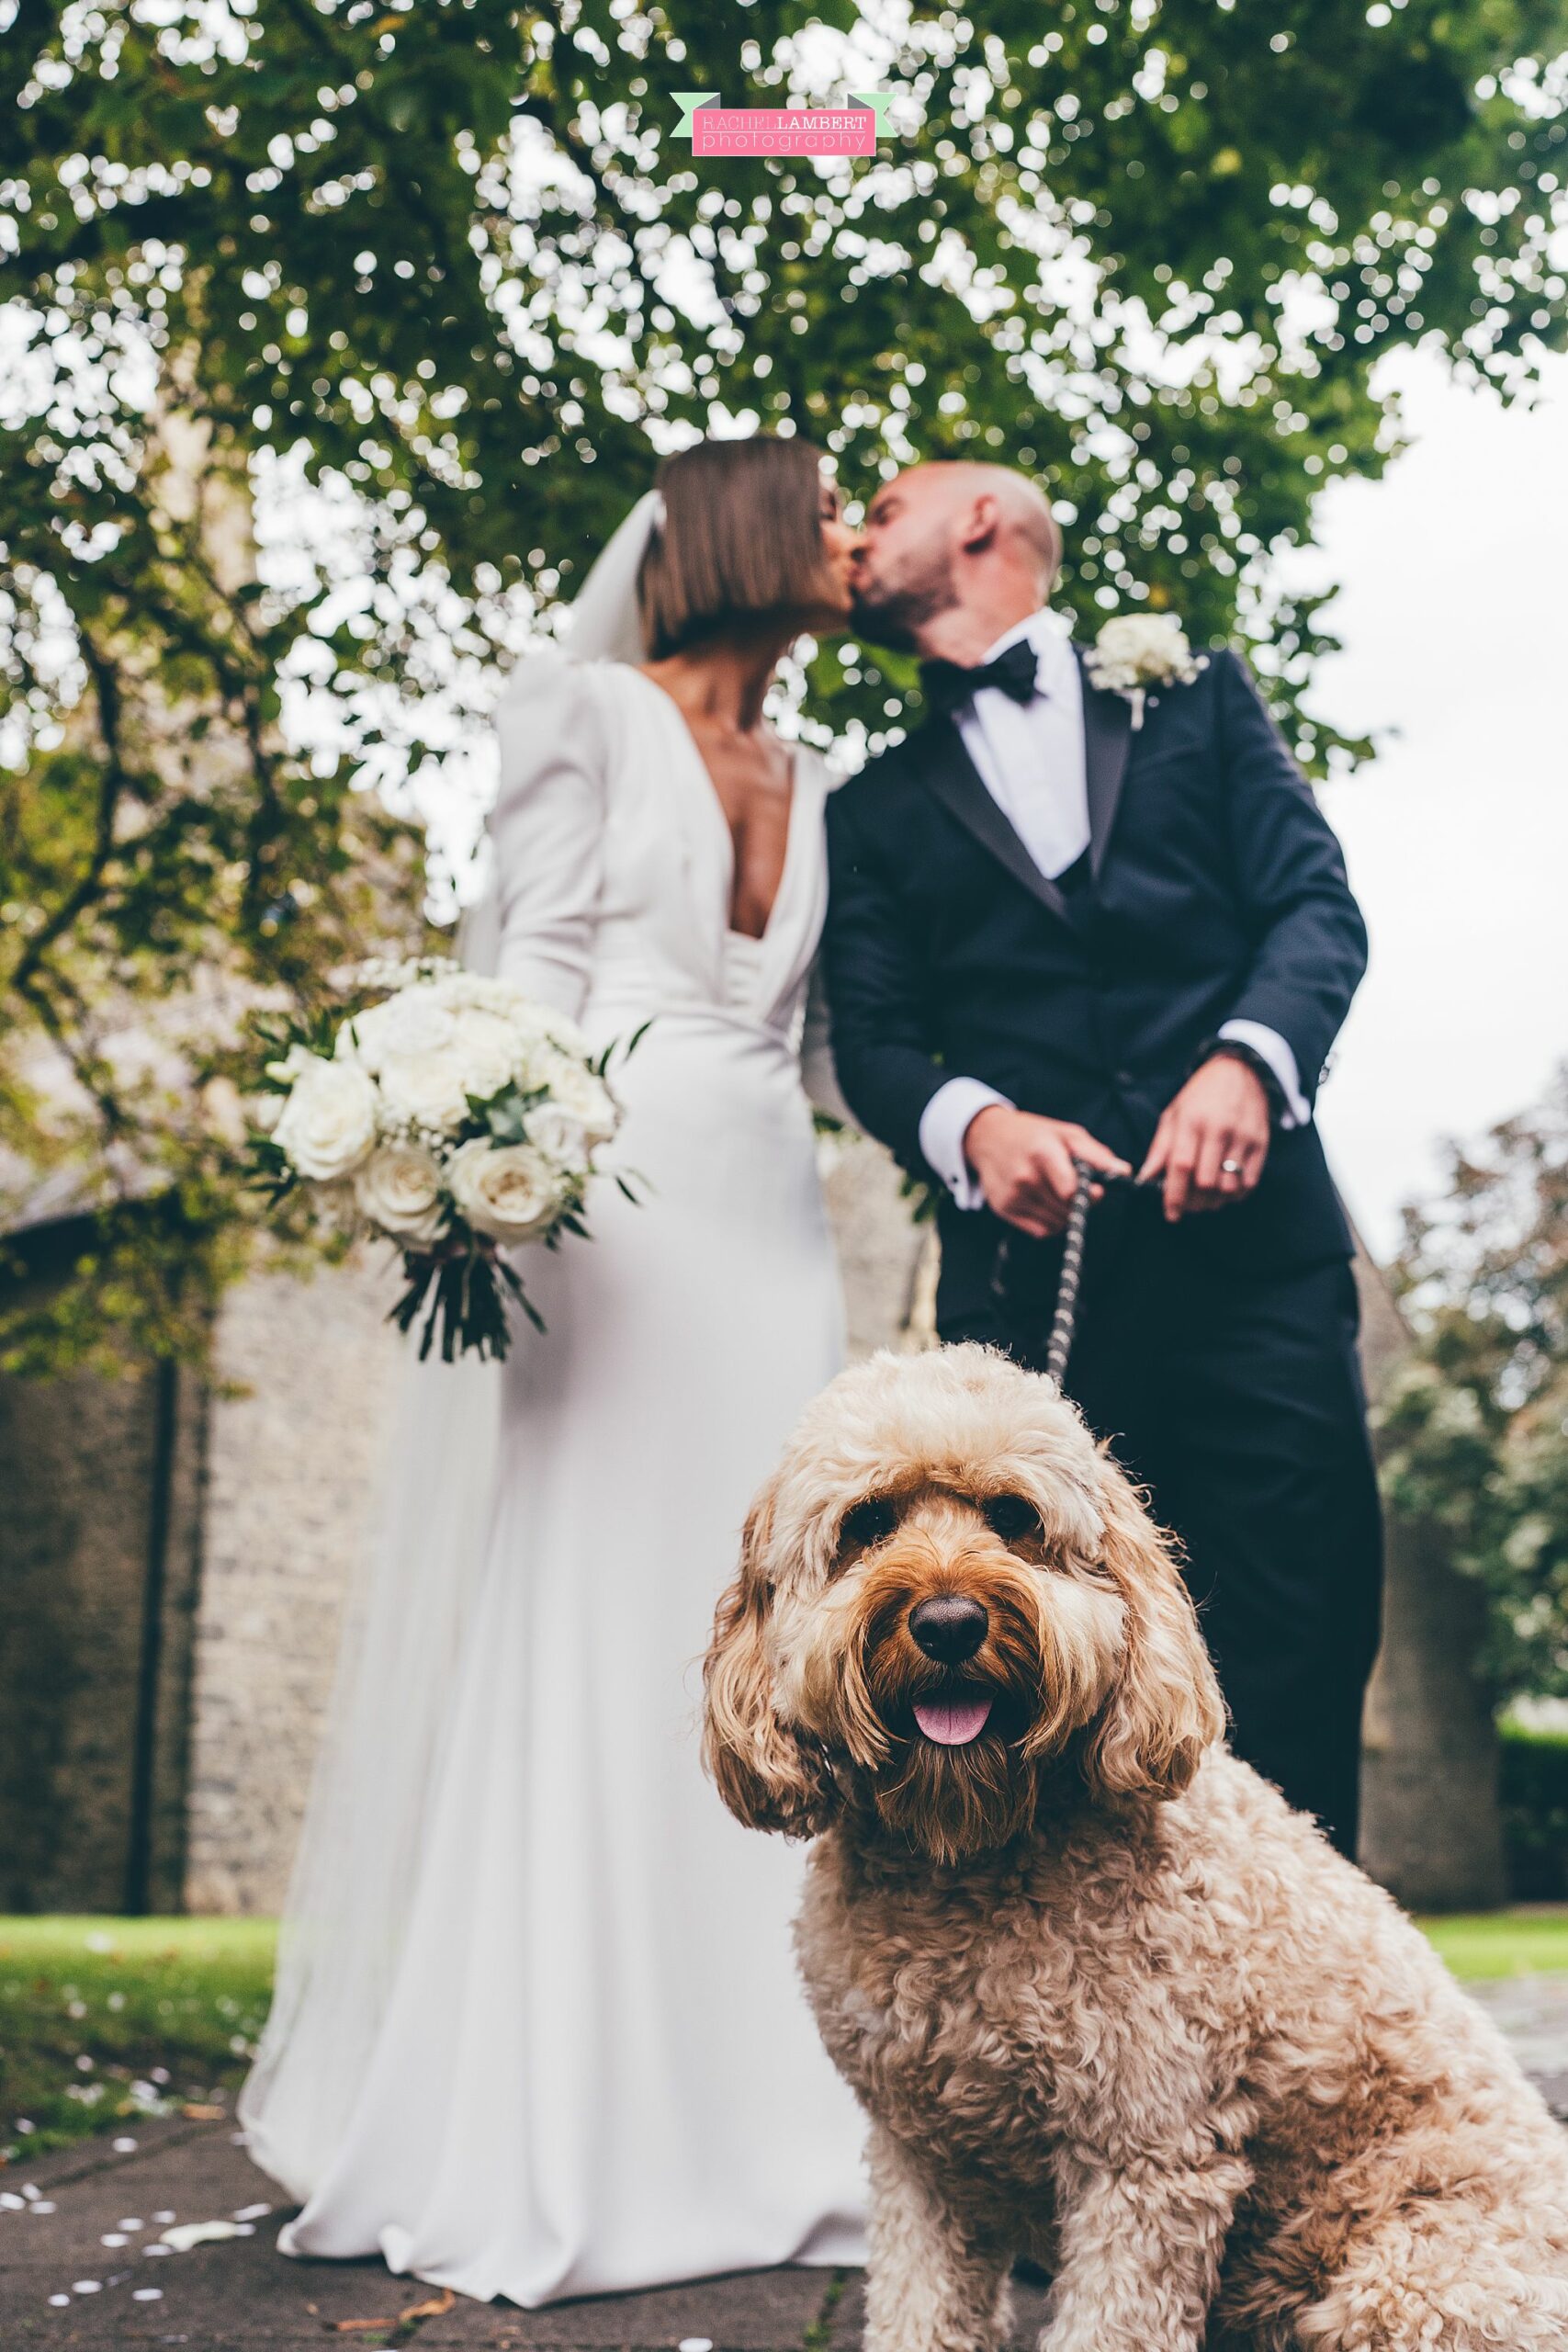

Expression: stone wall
xmin=181 ymin=1249 xmax=408 ymax=1916
xmin=1355 ymin=1246 xmax=1508 ymax=1911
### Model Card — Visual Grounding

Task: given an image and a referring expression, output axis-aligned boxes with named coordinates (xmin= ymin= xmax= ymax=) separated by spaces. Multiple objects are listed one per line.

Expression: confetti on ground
xmin=232 ymin=2200 xmax=272 ymax=2221
xmin=70 ymin=2279 xmax=102 ymax=2294
xmin=48 ymin=2292 xmax=70 ymax=2307
xmin=112 ymin=2134 xmax=139 ymax=2152
xmin=678 ymin=2337 xmax=715 ymax=2350
xmin=160 ymin=2218 xmax=252 ymax=2251
xmin=132 ymin=2287 xmax=164 ymax=2301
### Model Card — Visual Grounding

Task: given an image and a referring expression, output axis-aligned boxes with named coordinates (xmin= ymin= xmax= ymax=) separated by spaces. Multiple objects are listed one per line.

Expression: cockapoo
xmin=705 ymin=1344 xmax=1568 ymax=2352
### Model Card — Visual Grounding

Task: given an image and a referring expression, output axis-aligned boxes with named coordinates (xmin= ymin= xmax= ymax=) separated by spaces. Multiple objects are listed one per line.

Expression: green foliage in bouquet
xmin=1381 ymin=1072 xmax=1568 ymax=1706
xmin=3 ymin=0 xmax=1565 ymax=1371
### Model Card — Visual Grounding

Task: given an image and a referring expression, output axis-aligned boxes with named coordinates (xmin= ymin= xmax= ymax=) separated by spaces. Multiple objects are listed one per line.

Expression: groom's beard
xmin=850 ymin=552 xmax=960 ymax=653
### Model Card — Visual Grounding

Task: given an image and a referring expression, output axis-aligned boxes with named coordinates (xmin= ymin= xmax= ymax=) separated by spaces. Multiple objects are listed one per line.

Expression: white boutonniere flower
xmin=1083 ymin=613 xmax=1207 ymax=729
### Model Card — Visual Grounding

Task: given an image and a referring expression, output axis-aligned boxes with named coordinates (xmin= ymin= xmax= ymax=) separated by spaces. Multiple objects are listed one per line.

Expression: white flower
xmin=273 ymin=1057 xmax=378 ymax=1182
xmin=338 ymin=989 xmax=456 ymax=1075
xmin=1085 ymin=613 xmax=1206 ymax=706
xmin=377 ymin=1047 xmax=474 ymax=1136
xmin=446 ymin=1138 xmax=564 ymax=1244
xmin=354 ymin=1144 xmax=446 ymax=1243
xmin=524 ymin=1102 xmax=591 ymax=1174
xmin=539 ymin=1057 xmax=620 ymax=1149
xmin=446 ymin=1006 xmax=529 ymax=1102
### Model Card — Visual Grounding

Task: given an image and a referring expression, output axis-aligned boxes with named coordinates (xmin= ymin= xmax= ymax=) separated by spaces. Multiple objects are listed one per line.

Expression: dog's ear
xmin=703 ymin=1487 xmax=831 ymax=1837
xmin=1082 ymin=1466 xmax=1225 ymax=1803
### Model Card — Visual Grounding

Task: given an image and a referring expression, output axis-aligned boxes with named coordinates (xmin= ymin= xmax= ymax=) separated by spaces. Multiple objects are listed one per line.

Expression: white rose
xmin=446 ymin=1138 xmax=564 ymax=1244
xmin=338 ymin=987 xmax=456 ymax=1075
xmin=272 ymin=1057 xmax=378 ymax=1182
xmin=354 ymin=1144 xmax=446 ymax=1243
xmin=430 ymin=972 xmax=584 ymax=1054
xmin=447 ymin=1006 xmax=528 ymax=1103
xmin=524 ymin=1102 xmax=591 ymax=1175
xmin=377 ymin=1047 xmax=473 ymax=1136
xmin=540 ymin=1057 xmax=619 ymax=1149
xmin=1092 ymin=613 xmax=1201 ymax=688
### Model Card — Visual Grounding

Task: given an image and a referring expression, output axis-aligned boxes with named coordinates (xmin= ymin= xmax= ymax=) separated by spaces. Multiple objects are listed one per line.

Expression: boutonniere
xmin=1083 ymin=614 xmax=1207 ymax=729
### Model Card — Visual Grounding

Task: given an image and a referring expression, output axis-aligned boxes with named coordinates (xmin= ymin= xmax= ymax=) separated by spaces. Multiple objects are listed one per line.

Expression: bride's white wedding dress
xmin=241 ymin=650 xmax=867 ymax=2304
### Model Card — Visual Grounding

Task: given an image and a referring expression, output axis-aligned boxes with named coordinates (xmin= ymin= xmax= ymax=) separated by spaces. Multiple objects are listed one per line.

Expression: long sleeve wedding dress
xmin=240 ymin=650 xmax=867 ymax=2305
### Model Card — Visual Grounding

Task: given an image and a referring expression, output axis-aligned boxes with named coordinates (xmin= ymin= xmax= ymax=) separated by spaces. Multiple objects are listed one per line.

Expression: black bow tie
xmin=920 ymin=637 xmax=1041 ymax=718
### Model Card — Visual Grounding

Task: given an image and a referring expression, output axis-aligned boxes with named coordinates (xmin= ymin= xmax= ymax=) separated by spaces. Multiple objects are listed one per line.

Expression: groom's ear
xmin=703 ymin=1488 xmax=831 ymax=1837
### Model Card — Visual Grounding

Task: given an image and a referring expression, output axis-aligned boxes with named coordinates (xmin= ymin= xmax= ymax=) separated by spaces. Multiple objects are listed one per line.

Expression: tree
xmin=1382 ymin=1073 xmax=1568 ymax=1705
xmin=3 ymin=0 xmax=1565 ymax=1366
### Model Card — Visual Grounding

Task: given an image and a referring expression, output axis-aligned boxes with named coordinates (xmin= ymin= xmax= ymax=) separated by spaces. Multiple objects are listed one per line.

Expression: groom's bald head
xmin=851 ymin=462 xmax=1062 ymax=658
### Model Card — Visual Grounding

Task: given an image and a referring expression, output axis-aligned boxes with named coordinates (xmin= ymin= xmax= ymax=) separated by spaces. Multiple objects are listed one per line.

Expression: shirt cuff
xmin=919 ymin=1078 xmax=1015 ymax=1210
xmin=1216 ymin=1020 xmax=1309 ymax=1129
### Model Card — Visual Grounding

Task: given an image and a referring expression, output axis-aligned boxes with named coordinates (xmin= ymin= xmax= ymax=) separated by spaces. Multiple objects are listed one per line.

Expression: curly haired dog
xmin=704 ymin=1345 xmax=1568 ymax=2352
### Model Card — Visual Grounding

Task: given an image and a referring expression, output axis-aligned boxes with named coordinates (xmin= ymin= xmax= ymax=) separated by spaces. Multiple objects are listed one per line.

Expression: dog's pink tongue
xmin=913 ymin=1693 xmax=994 ymax=1747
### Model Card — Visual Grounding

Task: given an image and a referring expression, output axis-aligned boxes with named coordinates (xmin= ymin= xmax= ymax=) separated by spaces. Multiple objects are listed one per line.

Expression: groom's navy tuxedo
xmin=823 ymin=639 xmax=1382 ymax=1855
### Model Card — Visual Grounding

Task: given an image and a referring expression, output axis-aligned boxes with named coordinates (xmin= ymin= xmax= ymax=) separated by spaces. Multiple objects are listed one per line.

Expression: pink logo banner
xmin=673 ymin=93 xmax=892 ymax=160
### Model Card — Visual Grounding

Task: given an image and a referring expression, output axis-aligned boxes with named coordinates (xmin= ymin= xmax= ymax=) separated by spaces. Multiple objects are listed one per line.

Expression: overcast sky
xmin=1295 ymin=350 xmax=1568 ymax=1257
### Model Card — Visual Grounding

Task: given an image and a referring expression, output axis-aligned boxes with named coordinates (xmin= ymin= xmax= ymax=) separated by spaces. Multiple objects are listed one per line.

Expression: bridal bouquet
xmin=250 ymin=958 xmax=635 ymax=1362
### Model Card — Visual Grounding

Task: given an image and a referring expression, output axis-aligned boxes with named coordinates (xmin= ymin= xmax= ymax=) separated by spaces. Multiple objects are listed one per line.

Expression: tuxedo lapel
xmin=1077 ymin=647 xmax=1134 ymax=878
xmin=910 ymin=718 xmax=1072 ymax=927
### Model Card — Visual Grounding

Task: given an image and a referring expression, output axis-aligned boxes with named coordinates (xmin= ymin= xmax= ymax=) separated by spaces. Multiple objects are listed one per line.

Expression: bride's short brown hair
xmin=637 ymin=435 xmax=830 ymax=660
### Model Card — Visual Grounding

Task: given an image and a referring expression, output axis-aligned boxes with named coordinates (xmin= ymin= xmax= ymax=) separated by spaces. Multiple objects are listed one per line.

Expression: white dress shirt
xmin=916 ymin=610 xmax=1309 ymax=1209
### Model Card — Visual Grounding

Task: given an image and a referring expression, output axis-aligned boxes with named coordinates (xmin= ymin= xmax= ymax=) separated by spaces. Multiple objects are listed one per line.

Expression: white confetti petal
xmin=48 ymin=2292 xmax=71 ymax=2307
xmin=160 ymin=2220 xmax=250 ymax=2252
xmin=29 ymin=2201 xmax=57 ymax=2217
xmin=152 ymin=2211 xmax=176 ymax=2224
xmin=100 ymin=2233 xmax=129 ymax=2248
xmin=119 ymin=2219 xmax=144 ymax=2232
xmin=71 ymin=2280 xmax=102 ymax=2294
xmin=231 ymin=2202 xmax=271 ymax=2222
xmin=143 ymin=2243 xmax=173 ymax=2257
xmin=679 ymin=2339 xmax=715 ymax=2350
xmin=0 ymin=2191 xmax=24 ymax=2210
xmin=132 ymin=2288 xmax=164 ymax=2302
xmin=111 ymin=2136 xmax=139 ymax=2154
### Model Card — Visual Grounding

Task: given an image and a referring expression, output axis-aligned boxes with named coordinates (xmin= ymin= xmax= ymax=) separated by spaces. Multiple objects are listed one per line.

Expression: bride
xmin=241 ymin=435 xmax=869 ymax=2304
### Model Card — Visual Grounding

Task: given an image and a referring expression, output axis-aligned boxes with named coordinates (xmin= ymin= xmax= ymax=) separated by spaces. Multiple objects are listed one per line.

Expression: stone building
xmin=0 ymin=1140 xmax=1506 ymax=1917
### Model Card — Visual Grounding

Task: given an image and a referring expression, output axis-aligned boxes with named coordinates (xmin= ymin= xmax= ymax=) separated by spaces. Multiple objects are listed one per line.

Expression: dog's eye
xmin=841 ymin=1495 xmax=898 ymax=1550
xmin=982 ymin=1492 xmax=1043 ymax=1546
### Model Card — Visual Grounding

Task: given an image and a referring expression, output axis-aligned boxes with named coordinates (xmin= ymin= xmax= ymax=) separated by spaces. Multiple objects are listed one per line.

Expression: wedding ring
xmin=1220 ymin=1158 xmax=1243 ymax=1175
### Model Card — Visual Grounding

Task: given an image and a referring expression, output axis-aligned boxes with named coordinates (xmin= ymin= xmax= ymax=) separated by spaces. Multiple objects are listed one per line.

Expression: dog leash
xmin=1036 ymin=1162 xmax=1160 ymax=1387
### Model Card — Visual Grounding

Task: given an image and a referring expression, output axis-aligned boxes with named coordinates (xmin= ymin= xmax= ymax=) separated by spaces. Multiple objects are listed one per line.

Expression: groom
xmin=823 ymin=461 xmax=1382 ymax=1858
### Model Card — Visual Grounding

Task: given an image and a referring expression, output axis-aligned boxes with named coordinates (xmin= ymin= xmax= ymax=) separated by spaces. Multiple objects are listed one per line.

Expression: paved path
xmin=3 ymin=2004 xmax=1563 ymax=2352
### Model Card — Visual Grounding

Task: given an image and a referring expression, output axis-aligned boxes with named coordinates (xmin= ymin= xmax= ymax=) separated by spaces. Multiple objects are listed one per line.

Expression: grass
xmin=1417 ymin=1907 xmax=1568 ymax=1981
xmin=0 ymin=1917 xmax=277 ymax=2162
xmin=3 ymin=1908 xmax=1566 ymax=2168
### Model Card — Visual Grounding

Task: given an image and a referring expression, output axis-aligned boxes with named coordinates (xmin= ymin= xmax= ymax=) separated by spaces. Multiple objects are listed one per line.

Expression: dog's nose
xmin=908 ymin=1594 xmax=988 ymax=1664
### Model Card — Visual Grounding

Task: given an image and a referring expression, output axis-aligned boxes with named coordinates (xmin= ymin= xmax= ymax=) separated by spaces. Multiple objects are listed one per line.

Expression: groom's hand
xmin=964 ymin=1108 xmax=1131 ymax=1239
xmin=1140 ymin=1054 xmax=1271 ymax=1222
